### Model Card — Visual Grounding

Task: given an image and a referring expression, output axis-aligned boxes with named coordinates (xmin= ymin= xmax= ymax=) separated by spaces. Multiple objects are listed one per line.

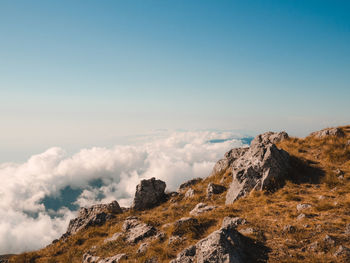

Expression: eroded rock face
xmin=64 ymin=201 xmax=122 ymax=237
xmin=132 ymin=177 xmax=166 ymax=210
xmin=211 ymin=148 xmax=248 ymax=177
xmin=170 ymin=221 xmax=250 ymax=263
xmin=225 ymin=132 xmax=290 ymax=205
xmin=310 ymin=127 xmax=345 ymax=138
xmin=207 ymin=183 xmax=226 ymax=198
xmin=122 ymin=217 xmax=157 ymax=243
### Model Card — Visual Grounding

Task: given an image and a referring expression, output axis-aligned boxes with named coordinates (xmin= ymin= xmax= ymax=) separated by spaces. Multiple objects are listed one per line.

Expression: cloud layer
xmin=0 ymin=131 xmax=248 ymax=254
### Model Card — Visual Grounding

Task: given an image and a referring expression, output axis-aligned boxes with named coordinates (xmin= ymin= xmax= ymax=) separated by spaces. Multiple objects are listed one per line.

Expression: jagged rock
xmin=346 ymin=140 xmax=350 ymax=146
xmin=334 ymin=245 xmax=350 ymax=257
xmin=297 ymin=213 xmax=306 ymax=221
xmin=104 ymin=232 xmax=122 ymax=243
xmin=64 ymin=201 xmax=122 ymax=236
xmin=83 ymin=253 xmax=100 ymax=263
xmin=225 ymin=132 xmax=290 ymax=204
xmin=132 ymin=177 xmax=166 ymax=210
xmin=207 ymin=183 xmax=226 ymax=198
xmin=210 ymin=148 xmax=248 ymax=177
xmin=137 ymin=242 xmax=149 ymax=254
xmin=179 ymin=178 xmax=203 ymax=190
xmin=189 ymin=203 xmax=217 ymax=216
xmin=296 ymin=203 xmax=312 ymax=212
xmin=170 ymin=221 xmax=252 ymax=263
xmin=221 ymin=217 xmax=246 ymax=228
xmin=122 ymin=217 xmax=157 ymax=243
xmin=83 ymin=253 xmax=127 ymax=263
xmin=185 ymin=188 xmax=195 ymax=198
xmin=310 ymin=127 xmax=345 ymax=138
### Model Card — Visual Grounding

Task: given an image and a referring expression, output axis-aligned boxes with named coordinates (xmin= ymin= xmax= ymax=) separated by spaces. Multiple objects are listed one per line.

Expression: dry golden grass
xmin=10 ymin=126 xmax=350 ymax=263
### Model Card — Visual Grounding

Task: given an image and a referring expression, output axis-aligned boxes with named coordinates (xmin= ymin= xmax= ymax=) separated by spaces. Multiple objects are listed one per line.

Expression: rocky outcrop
xmin=64 ymin=201 xmax=122 ymax=237
xmin=310 ymin=127 xmax=345 ymax=138
xmin=132 ymin=177 xmax=166 ymax=210
xmin=210 ymin=148 xmax=248 ymax=177
xmin=83 ymin=253 xmax=127 ymax=263
xmin=170 ymin=218 xmax=255 ymax=263
xmin=189 ymin=203 xmax=217 ymax=216
xmin=179 ymin=177 xmax=203 ymax=190
xmin=122 ymin=217 xmax=157 ymax=243
xmin=207 ymin=183 xmax=226 ymax=198
xmin=226 ymin=132 xmax=290 ymax=204
xmin=185 ymin=188 xmax=195 ymax=198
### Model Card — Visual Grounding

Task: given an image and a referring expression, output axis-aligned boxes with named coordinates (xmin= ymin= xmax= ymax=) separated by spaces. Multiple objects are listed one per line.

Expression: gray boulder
xmin=122 ymin=217 xmax=157 ymax=243
xmin=210 ymin=148 xmax=248 ymax=177
xmin=185 ymin=188 xmax=195 ymax=198
xmin=225 ymin=132 xmax=290 ymax=205
xmin=189 ymin=203 xmax=217 ymax=216
xmin=310 ymin=127 xmax=345 ymax=138
xmin=64 ymin=200 xmax=122 ymax=236
xmin=296 ymin=203 xmax=312 ymax=212
xmin=132 ymin=177 xmax=166 ymax=210
xmin=207 ymin=183 xmax=226 ymax=198
xmin=221 ymin=217 xmax=247 ymax=229
xmin=179 ymin=177 xmax=203 ymax=190
xmin=170 ymin=220 xmax=254 ymax=263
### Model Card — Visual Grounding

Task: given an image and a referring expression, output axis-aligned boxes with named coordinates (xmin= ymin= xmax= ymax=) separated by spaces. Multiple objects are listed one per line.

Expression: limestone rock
xmin=189 ymin=203 xmax=217 ymax=216
xmin=64 ymin=200 xmax=122 ymax=237
xmin=296 ymin=203 xmax=312 ymax=212
xmin=221 ymin=217 xmax=246 ymax=229
xmin=132 ymin=177 xmax=166 ymax=210
xmin=210 ymin=148 xmax=248 ymax=177
xmin=122 ymin=217 xmax=157 ymax=243
xmin=185 ymin=188 xmax=195 ymax=198
xmin=83 ymin=253 xmax=127 ymax=263
xmin=297 ymin=213 xmax=306 ymax=221
xmin=225 ymin=132 xmax=290 ymax=205
xmin=104 ymin=232 xmax=122 ymax=244
xmin=170 ymin=221 xmax=252 ymax=263
xmin=207 ymin=183 xmax=226 ymax=198
xmin=137 ymin=242 xmax=149 ymax=254
xmin=179 ymin=178 xmax=203 ymax=190
xmin=310 ymin=127 xmax=345 ymax=138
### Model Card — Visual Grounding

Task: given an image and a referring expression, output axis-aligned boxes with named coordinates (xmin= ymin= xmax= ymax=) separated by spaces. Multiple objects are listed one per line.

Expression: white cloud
xmin=0 ymin=131 xmax=248 ymax=254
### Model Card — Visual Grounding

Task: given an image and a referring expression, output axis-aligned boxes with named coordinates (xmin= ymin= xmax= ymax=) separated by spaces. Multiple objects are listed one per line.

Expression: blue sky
xmin=1 ymin=0 xmax=350 ymax=161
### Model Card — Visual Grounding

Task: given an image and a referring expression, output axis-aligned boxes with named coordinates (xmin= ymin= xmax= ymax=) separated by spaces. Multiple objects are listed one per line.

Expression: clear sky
xmin=1 ymin=0 xmax=349 ymax=161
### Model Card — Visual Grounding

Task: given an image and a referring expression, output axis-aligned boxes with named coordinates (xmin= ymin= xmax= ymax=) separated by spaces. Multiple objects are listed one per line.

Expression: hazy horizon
xmin=1 ymin=0 xmax=350 ymax=163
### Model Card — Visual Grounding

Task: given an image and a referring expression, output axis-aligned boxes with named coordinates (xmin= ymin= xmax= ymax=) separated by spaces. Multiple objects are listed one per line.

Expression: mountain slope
xmin=9 ymin=126 xmax=350 ymax=263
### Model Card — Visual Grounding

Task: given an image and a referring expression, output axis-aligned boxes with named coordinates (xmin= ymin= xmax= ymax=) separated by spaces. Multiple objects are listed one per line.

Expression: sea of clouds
xmin=0 ymin=131 xmax=250 ymax=254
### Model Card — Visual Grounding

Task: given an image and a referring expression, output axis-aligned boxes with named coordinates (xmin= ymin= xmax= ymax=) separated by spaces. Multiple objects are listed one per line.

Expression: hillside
xmin=8 ymin=126 xmax=350 ymax=263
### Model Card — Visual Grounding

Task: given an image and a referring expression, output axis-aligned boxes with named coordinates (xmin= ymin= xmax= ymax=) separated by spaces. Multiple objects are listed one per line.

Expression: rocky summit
xmin=9 ymin=125 xmax=350 ymax=263
xmin=225 ymin=131 xmax=290 ymax=204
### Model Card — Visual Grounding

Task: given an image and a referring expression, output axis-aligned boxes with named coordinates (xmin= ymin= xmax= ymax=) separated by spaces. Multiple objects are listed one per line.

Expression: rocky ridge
xmin=10 ymin=126 xmax=350 ymax=263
